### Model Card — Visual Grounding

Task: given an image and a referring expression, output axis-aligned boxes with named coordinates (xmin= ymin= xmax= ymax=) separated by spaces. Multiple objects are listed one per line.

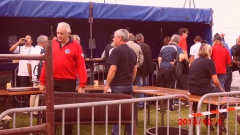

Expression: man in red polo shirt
xmin=40 ymin=22 xmax=87 ymax=135
xmin=178 ymin=28 xmax=189 ymax=61
xmin=212 ymin=33 xmax=231 ymax=90
xmin=40 ymin=22 xmax=87 ymax=93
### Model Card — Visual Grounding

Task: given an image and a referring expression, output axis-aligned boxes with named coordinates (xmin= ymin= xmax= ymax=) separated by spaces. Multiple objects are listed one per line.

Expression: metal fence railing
xmin=0 ymin=94 xmax=192 ymax=135
xmin=192 ymin=91 xmax=240 ymax=135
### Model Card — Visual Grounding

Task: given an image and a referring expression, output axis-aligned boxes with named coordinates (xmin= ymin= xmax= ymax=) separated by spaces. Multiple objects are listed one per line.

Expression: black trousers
xmin=17 ymin=76 xmax=31 ymax=87
xmin=178 ymin=74 xmax=188 ymax=90
xmin=191 ymin=87 xmax=225 ymax=119
xmin=156 ymin=68 xmax=175 ymax=108
xmin=54 ymin=79 xmax=76 ymax=135
xmin=54 ymin=79 xmax=76 ymax=92
xmin=157 ymin=68 xmax=174 ymax=88
xmin=17 ymin=76 xmax=31 ymax=107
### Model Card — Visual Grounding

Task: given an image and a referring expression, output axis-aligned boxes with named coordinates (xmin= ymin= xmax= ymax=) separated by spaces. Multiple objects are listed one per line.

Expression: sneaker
xmin=169 ymin=104 xmax=179 ymax=111
xmin=174 ymin=101 xmax=185 ymax=106
xmin=137 ymin=105 xmax=144 ymax=109
xmin=168 ymin=104 xmax=175 ymax=111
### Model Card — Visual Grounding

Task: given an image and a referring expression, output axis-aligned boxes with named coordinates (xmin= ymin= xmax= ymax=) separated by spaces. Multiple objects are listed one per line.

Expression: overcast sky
xmin=56 ymin=0 xmax=239 ymax=46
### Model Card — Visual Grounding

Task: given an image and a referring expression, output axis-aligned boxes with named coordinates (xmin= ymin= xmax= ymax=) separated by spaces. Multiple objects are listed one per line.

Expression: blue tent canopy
xmin=0 ymin=0 xmax=212 ymax=23
xmin=0 ymin=0 xmax=213 ymax=58
xmin=93 ymin=3 xmax=212 ymax=23
xmin=0 ymin=0 xmax=90 ymax=19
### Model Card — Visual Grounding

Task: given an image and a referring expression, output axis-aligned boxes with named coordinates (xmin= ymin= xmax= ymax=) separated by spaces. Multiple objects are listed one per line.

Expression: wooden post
xmin=45 ymin=41 xmax=54 ymax=135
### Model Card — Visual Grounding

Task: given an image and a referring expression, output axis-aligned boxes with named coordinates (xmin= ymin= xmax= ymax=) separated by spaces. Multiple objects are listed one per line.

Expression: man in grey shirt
xmin=126 ymin=33 xmax=144 ymax=67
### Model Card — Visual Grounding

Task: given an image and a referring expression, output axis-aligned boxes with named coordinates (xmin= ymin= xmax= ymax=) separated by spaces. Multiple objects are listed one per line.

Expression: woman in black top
xmin=188 ymin=43 xmax=225 ymax=131
xmin=188 ymin=43 xmax=224 ymax=94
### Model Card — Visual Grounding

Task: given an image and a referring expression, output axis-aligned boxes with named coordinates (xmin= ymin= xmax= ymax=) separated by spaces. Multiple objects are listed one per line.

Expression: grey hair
xmin=114 ymin=29 xmax=129 ymax=41
xmin=37 ymin=35 xmax=48 ymax=44
xmin=171 ymin=34 xmax=180 ymax=44
xmin=135 ymin=33 xmax=144 ymax=42
xmin=72 ymin=35 xmax=80 ymax=41
xmin=237 ymin=35 xmax=240 ymax=43
xmin=128 ymin=33 xmax=134 ymax=41
xmin=57 ymin=22 xmax=71 ymax=33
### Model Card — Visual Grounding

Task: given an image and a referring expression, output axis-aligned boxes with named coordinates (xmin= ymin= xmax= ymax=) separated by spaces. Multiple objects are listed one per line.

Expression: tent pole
xmin=89 ymin=2 xmax=93 ymax=59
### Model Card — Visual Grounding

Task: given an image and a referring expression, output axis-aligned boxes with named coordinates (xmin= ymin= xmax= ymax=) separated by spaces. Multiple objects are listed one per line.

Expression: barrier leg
xmin=160 ymin=100 xmax=165 ymax=126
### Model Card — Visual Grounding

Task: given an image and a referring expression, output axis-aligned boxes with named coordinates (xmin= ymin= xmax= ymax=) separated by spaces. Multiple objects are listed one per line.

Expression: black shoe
xmin=215 ymin=121 xmax=226 ymax=132
xmin=203 ymin=118 xmax=214 ymax=131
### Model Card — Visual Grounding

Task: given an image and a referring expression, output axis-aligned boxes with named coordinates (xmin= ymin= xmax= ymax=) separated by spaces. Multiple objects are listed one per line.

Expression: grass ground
xmin=0 ymin=102 xmax=239 ymax=135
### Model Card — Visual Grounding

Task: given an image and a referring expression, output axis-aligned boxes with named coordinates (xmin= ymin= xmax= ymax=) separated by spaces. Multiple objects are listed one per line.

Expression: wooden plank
xmin=0 ymin=90 xmax=8 ymax=96
xmin=8 ymin=91 xmax=41 ymax=96
xmin=188 ymin=95 xmax=239 ymax=105
xmin=133 ymin=86 xmax=240 ymax=105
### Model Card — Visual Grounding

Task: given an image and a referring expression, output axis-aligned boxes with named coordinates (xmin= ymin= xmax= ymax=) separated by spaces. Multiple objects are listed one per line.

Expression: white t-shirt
xmin=27 ymin=45 xmax=44 ymax=81
xmin=190 ymin=42 xmax=201 ymax=60
xmin=13 ymin=45 xmax=34 ymax=76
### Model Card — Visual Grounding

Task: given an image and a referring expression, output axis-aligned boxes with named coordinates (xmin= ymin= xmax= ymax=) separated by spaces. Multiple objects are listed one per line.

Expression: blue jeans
xmin=224 ymin=66 xmax=232 ymax=92
xmin=135 ymin=74 xmax=149 ymax=86
xmin=110 ymin=85 xmax=133 ymax=135
xmin=111 ymin=85 xmax=133 ymax=95
xmin=217 ymin=74 xmax=226 ymax=91
xmin=135 ymin=75 xmax=149 ymax=106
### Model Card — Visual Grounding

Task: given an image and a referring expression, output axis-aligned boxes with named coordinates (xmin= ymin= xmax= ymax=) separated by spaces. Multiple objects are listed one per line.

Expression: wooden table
xmin=0 ymin=85 xmax=106 ymax=110
xmin=3 ymin=85 xmax=238 ymax=109
xmin=84 ymin=85 xmax=141 ymax=92
xmin=85 ymin=85 xmax=104 ymax=92
xmin=134 ymin=86 xmax=189 ymax=96
xmin=0 ymin=88 xmax=42 ymax=110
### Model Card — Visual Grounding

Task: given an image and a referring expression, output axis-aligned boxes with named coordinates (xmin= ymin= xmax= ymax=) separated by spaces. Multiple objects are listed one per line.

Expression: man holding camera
xmin=9 ymin=35 xmax=34 ymax=107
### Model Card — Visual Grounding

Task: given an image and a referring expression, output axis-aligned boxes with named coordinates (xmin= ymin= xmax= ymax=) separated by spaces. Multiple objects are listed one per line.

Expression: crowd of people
xmin=9 ymin=22 xmax=240 ymax=134
xmin=156 ymin=28 xmax=239 ymax=131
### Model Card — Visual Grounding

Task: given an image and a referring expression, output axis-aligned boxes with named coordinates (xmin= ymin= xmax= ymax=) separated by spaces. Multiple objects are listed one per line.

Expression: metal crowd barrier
xmin=194 ymin=91 xmax=240 ymax=135
xmin=0 ymin=94 xmax=192 ymax=135
xmin=0 ymin=41 xmax=54 ymax=134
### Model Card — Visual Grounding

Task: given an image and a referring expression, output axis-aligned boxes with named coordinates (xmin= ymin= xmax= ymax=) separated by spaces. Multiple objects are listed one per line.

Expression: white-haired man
xmin=134 ymin=33 xmax=154 ymax=108
xmin=27 ymin=35 xmax=48 ymax=115
xmin=104 ymin=29 xmax=137 ymax=135
xmin=40 ymin=22 xmax=87 ymax=135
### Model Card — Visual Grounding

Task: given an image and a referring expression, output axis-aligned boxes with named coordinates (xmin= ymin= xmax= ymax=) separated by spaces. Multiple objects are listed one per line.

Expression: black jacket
xmin=137 ymin=42 xmax=154 ymax=75
xmin=104 ymin=42 xmax=113 ymax=72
